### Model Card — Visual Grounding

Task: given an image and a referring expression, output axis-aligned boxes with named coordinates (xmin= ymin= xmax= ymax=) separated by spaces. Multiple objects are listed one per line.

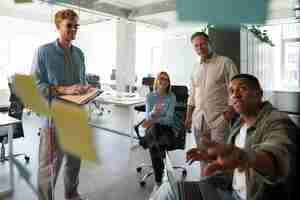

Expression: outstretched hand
xmin=186 ymin=137 xmax=248 ymax=176
xmin=186 ymin=136 xmax=216 ymax=164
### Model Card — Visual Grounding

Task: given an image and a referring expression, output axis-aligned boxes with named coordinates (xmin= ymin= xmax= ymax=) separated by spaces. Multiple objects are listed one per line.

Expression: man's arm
xmin=185 ymin=72 xmax=196 ymax=131
xmin=78 ymin=48 xmax=87 ymax=85
xmin=31 ymin=47 xmax=53 ymax=98
xmin=204 ymin=145 xmax=277 ymax=177
xmin=224 ymin=57 xmax=239 ymax=85
xmin=186 ymin=137 xmax=276 ymax=177
xmin=185 ymin=105 xmax=195 ymax=130
xmin=198 ymin=120 xmax=294 ymax=180
xmin=32 ymin=47 xmax=90 ymax=98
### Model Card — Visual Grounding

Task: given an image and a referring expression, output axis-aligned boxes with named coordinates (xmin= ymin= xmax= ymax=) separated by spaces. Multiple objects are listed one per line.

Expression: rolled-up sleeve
xmin=187 ymin=72 xmax=196 ymax=107
xmin=31 ymin=47 xmax=50 ymax=98
xmin=78 ymin=49 xmax=87 ymax=85
xmin=224 ymin=58 xmax=239 ymax=83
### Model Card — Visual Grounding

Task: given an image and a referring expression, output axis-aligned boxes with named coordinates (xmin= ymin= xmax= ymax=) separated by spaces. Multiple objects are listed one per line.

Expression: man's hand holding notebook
xmin=57 ymin=85 xmax=102 ymax=105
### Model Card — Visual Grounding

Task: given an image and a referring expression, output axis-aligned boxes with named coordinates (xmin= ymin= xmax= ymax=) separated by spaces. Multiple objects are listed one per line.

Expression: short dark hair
xmin=190 ymin=32 xmax=209 ymax=42
xmin=231 ymin=74 xmax=262 ymax=91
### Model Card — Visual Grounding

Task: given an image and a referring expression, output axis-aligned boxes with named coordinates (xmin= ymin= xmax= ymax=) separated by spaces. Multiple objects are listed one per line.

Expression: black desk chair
xmin=87 ymin=73 xmax=101 ymax=89
xmin=0 ymin=81 xmax=30 ymax=163
xmin=134 ymin=85 xmax=188 ymax=186
xmin=134 ymin=77 xmax=155 ymax=113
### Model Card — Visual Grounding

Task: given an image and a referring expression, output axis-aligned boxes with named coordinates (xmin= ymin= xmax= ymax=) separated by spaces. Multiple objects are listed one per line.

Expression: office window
xmin=281 ymin=23 xmax=300 ymax=90
xmin=261 ymin=23 xmax=300 ymax=91
xmin=282 ymin=23 xmax=300 ymax=39
xmin=135 ymin=24 xmax=163 ymax=84
xmin=76 ymin=20 xmax=116 ymax=84
xmin=0 ymin=16 xmax=55 ymax=85
xmin=282 ymin=39 xmax=300 ymax=88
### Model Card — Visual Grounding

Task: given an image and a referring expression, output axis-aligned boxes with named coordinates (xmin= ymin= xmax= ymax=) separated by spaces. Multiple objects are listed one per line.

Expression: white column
xmin=115 ymin=19 xmax=136 ymax=92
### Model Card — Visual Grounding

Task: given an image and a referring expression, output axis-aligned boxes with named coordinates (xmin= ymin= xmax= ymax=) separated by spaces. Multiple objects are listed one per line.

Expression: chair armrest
xmin=134 ymin=119 xmax=146 ymax=139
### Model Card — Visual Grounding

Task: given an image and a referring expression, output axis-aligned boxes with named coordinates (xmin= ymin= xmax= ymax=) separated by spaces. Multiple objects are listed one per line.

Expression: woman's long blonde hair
xmin=153 ymin=71 xmax=171 ymax=93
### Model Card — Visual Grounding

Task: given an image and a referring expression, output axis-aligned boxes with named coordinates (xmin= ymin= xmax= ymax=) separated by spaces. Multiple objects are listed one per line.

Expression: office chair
xmin=134 ymin=77 xmax=155 ymax=113
xmin=0 ymin=80 xmax=30 ymax=163
xmin=87 ymin=73 xmax=101 ymax=89
xmin=134 ymin=85 xmax=188 ymax=187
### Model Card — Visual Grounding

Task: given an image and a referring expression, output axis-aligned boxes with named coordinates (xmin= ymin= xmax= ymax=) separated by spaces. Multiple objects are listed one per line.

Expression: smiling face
xmin=154 ymin=72 xmax=171 ymax=93
xmin=57 ymin=17 xmax=79 ymax=43
xmin=191 ymin=35 xmax=210 ymax=57
xmin=229 ymin=79 xmax=262 ymax=116
xmin=157 ymin=74 xmax=170 ymax=91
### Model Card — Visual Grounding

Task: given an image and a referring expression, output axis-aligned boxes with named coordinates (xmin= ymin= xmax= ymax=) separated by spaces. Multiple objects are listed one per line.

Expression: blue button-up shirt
xmin=31 ymin=39 xmax=86 ymax=98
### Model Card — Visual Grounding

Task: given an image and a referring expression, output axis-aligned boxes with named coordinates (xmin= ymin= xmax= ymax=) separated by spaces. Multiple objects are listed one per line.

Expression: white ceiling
xmin=0 ymin=0 xmax=298 ymax=27
xmin=0 ymin=0 xmax=110 ymax=24
xmin=100 ymin=0 xmax=168 ymax=9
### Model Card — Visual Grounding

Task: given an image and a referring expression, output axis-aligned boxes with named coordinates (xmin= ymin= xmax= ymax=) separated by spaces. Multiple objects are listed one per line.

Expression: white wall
xmin=116 ymin=19 xmax=136 ymax=92
xmin=0 ymin=16 xmax=55 ymax=76
xmin=161 ymin=34 xmax=196 ymax=86
xmin=135 ymin=23 xmax=163 ymax=83
xmin=160 ymin=25 xmax=204 ymax=86
xmin=76 ymin=20 xmax=116 ymax=83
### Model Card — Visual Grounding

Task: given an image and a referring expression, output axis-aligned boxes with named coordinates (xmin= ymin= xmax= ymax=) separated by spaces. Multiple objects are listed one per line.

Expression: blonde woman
xmin=143 ymin=71 xmax=178 ymax=196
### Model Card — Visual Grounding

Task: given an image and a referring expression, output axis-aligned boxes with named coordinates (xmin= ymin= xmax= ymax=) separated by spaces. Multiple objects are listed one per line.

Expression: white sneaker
xmin=149 ymin=183 xmax=161 ymax=200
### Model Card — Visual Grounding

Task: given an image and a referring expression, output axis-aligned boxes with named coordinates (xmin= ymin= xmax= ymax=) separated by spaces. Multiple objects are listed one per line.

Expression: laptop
xmin=165 ymin=153 xmax=221 ymax=200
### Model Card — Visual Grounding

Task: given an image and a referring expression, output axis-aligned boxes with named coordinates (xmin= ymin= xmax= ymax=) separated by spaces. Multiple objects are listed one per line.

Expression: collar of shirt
xmin=54 ymin=39 xmax=73 ymax=56
xmin=229 ymin=101 xmax=274 ymax=142
xmin=200 ymin=52 xmax=217 ymax=64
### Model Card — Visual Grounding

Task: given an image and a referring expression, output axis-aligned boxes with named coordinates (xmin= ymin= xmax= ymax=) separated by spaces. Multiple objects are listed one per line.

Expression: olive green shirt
xmin=228 ymin=101 xmax=297 ymax=200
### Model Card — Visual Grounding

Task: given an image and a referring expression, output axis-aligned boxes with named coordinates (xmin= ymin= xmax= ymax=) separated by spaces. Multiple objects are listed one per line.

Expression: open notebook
xmin=57 ymin=88 xmax=102 ymax=105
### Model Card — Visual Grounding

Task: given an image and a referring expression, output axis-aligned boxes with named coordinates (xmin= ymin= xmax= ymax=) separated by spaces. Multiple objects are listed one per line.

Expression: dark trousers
xmin=146 ymin=123 xmax=176 ymax=183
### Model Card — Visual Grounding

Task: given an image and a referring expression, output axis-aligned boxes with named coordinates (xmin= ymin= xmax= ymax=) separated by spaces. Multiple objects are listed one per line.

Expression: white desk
xmin=89 ymin=91 xmax=145 ymax=139
xmin=0 ymin=113 xmax=20 ymax=197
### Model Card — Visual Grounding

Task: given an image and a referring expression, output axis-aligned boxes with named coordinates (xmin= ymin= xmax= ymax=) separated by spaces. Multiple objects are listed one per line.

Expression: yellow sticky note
xmin=14 ymin=74 xmax=50 ymax=116
xmin=51 ymin=101 xmax=97 ymax=161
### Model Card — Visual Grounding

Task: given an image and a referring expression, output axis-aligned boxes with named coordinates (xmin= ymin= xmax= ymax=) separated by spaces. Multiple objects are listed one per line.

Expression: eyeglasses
xmin=159 ymin=76 xmax=169 ymax=81
xmin=66 ymin=23 xmax=80 ymax=30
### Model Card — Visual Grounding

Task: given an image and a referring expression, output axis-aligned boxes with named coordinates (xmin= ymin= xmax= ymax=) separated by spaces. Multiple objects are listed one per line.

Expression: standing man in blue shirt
xmin=31 ymin=9 xmax=90 ymax=200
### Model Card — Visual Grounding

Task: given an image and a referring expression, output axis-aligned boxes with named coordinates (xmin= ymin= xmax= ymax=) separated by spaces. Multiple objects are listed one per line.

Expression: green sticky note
xmin=14 ymin=0 xmax=33 ymax=3
xmin=176 ymin=0 xmax=267 ymax=26
xmin=52 ymin=101 xmax=98 ymax=162
xmin=14 ymin=74 xmax=50 ymax=116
